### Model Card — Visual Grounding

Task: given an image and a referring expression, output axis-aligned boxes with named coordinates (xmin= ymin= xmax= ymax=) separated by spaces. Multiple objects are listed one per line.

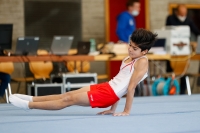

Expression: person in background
xmin=166 ymin=4 xmax=200 ymax=36
xmin=166 ymin=4 xmax=200 ymax=94
xmin=116 ymin=0 xmax=141 ymax=43
xmin=0 ymin=49 xmax=11 ymax=99
xmin=0 ymin=72 xmax=11 ymax=98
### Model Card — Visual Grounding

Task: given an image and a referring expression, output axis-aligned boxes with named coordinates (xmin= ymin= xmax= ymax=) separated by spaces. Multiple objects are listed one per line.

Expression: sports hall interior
xmin=0 ymin=0 xmax=200 ymax=133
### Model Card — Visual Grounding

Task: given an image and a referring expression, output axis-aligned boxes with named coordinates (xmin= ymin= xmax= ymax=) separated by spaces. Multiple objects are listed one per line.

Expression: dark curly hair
xmin=130 ymin=28 xmax=158 ymax=51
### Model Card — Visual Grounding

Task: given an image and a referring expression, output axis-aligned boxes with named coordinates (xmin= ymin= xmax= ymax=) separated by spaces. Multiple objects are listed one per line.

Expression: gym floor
xmin=0 ymin=95 xmax=200 ymax=133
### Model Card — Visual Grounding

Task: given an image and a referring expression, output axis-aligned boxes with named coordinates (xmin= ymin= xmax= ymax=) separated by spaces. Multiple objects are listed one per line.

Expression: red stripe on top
xmin=121 ymin=60 xmax=135 ymax=73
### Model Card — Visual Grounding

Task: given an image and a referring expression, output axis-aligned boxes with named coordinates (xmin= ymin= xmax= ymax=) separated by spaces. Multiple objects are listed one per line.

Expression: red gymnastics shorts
xmin=87 ymin=82 xmax=119 ymax=108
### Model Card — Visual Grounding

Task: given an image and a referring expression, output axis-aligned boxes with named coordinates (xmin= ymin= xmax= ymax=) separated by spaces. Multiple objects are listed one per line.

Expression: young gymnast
xmin=9 ymin=29 xmax=157 ymax=116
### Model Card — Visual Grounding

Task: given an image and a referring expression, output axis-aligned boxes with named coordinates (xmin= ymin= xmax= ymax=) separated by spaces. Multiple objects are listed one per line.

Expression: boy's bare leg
xmin=29 ymin=92 xmax=90 ymax=110
xmin=32 ymin=94 xmax=62 ymax=102
xmin=33 ymin=86 xmax=90 ymax=102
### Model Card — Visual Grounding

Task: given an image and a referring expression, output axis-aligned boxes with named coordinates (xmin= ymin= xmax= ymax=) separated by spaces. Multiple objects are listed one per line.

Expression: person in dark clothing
xmin=165 ymin=4 xmax=200 ymax=94
xmin=166 ymin=4 xmax=200 ymax=36
xmin=0 ymin=48 xmax=11 ymax=98
xmin=0 ymin=72 xmax=11 ymax=97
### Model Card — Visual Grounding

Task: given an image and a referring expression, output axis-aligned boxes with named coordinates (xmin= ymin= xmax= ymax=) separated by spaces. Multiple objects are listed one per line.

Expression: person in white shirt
xmin=9 ymin=29 xmax=157 ymax=116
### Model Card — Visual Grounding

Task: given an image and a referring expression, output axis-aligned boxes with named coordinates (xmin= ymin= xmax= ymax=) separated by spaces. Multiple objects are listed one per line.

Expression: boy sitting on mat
xmin=9 ymin=29 xmax=157 ymax=116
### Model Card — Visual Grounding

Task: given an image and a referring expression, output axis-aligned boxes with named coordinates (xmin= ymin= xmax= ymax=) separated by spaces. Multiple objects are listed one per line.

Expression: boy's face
xmin=128 ymin=41 xmax=147 ymax=59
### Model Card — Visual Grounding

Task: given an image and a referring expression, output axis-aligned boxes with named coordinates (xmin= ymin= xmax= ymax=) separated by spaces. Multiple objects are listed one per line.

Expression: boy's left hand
xmin=113 ymin=111 xmax=129 ymax=116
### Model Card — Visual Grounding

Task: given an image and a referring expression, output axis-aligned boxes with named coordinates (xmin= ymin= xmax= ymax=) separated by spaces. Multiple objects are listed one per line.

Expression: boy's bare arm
xmin=97 ymin=101 xmax=119 ymax=115
xmin=110 ymin=101 xmax=119 ymax=111
xmin=114 ymin=58 xmax=148 ymax=116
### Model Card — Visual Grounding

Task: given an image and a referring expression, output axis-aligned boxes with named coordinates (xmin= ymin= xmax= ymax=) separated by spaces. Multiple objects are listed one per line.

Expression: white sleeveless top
xmin=108 ymin=56 xmax=148 ymax=98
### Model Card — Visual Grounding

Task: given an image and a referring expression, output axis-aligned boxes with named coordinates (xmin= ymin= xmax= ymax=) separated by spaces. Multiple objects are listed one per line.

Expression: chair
xmin=29 ymin=49 xmax=53 ymax=80
xmin=170 ymin=57 xmax=189 ymax=75
xmin=12 ymin=49 xmax=53 ymax=93
xmin=66 ymin=61 xmax=90 ymax=73
xmin=0 ymin=62 xmax=14 ymax=103
xmin=169 ymin=56 xmax=191 ymax=95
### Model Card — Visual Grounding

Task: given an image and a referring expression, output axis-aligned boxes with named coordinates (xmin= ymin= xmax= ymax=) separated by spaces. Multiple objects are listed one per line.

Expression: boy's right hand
xmin=97 ymin=110 xmax=114 ymax=115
